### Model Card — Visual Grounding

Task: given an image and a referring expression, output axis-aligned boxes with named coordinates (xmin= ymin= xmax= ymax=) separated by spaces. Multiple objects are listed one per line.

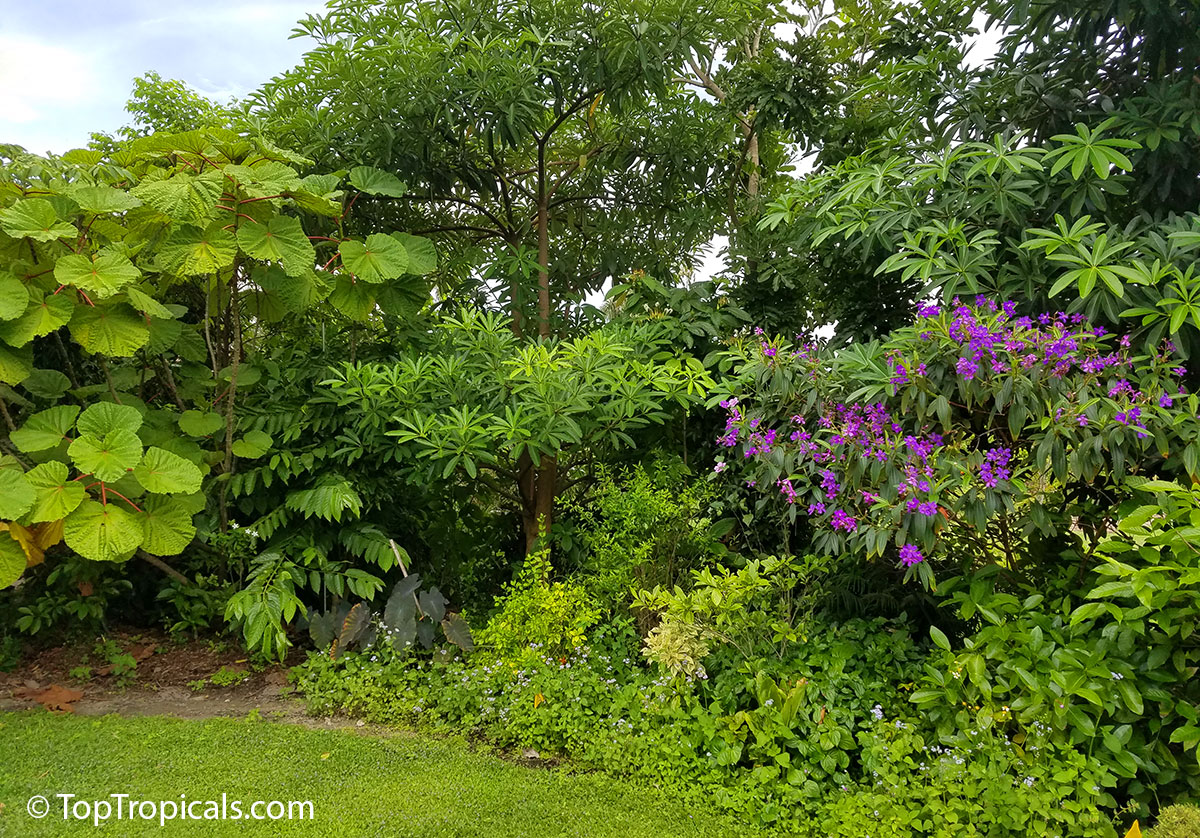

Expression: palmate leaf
xmin=328 ymin=276 xmax=376 ymax=319
xmin=54 ymin=249 xmax=141 ymax=299
xmin=375 ymin=275 xmax=429 ymax=318
xmin=69 ymin=303 xmax=150 ymax=356
xmin=157 ymin=223 xmax=237 ymax=276
xmin=339 ymin=234 xmax=407 ymax=282
xmin=131 ymin=170 xmax=223 ymax=226
xmin=178 ymin=410 xmax=224 ymax=437
xmin=65 ymin=184 xmax=142 ymax=214
xmin=348 ymin=166 xmax=406 ymax=198
xmin=134 ymin=447 xmax=203 ymax=494
xmin=25 ymin=461 xmax=86 ymax=522
xmin=10 ymin=405 xmax=80 ymax=452
xmin=63 ymin=499 xmax=141 ymax=562
xmin=0 ymin=290 xmax=74 ymax=347
xmin=68 ymin=429 xmax=143 ymax=482
xmin=0 ymin=532 xmax=26 ymax=588
xmin=237 ymin=215 xmax=315 ymax=276
xmin=257 ymin=265 xmax=329 ymax=311
xmin=391 ymin=233 xmax=436 ymax=275
xmin=0 ymin=342 xmax=33 ymax=386
xmin=0 ymin=272 xmax=26 ymax=320
xmin=223 ymin=161 xmax=301 ymax=198
xmin=78 ymin=401 xmax=142 ymax=436
xmin=0 ymin=468 xmax=35 ymax=519
xmin=140 ymin=495 xmax=195 ymax=555
xmin=0 ymin=198 xmax=76 ymax=241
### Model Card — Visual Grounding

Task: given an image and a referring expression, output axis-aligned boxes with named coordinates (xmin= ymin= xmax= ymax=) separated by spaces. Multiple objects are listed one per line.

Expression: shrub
xmin=1147 ymin=805 xmax=1200 ymax=838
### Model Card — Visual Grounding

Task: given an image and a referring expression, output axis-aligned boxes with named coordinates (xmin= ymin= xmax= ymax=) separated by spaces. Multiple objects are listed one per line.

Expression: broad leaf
xmin=78 ymin=401 xmax=142 ymax=436
xmin=63 ymin=499 xmax=141 ymax=562
xmin=140 ymin=495 xmax=196 ymax=555
xmin=131 ymin=170 xmax=223 ymax=226
xmin=0 ymin=198 xmax=76 ymax=241
xmin=336 ymin=602 xmax=371 ymax=657
xmin=231 ymin=429 xmax=273 ymax=458
xmin=178 ymin=410 xmax=224 ymax=437
xmin=0 ymin=342 xmax=32 ymax=385
xmin=134 ymin=447 xmax=203 ymax=494
xmin=348 ymin=166 xmax=407 ymax=197
xmin=66 ymin=184 xmax=142 ymax=214
xmin=10 ymin=405 xmax=80 ymax=452
xmin=442 ymin=612 xmax=474 ymax=651
xmin=68 ymin=429 xmax=143 ymax=482
xmin=419 ymin=587 xmax=447 ymax=622
xmin=20 ymin=369 xmax=71 ymax=400
xmin=0 ymin=290 xmax=74 ymax=346
xmin=237 ymin=215 xmax=315 ymax=276
xmin=54 ymin=249 xmax=141 ymax=299
xmin=25 ymin=461 xmax=86 ymax=522
xmin=0 ymin=468 xmax=35 ymax=519
xmin=391 ymin=233 xmax=436 ymax=275
xmin=328 ymin=276 xmax=376 ymax=319
xmin=0 ymin=272 xmax=26 ymax=320
xmin=339 ymin=234 xmax=407 ymax=282
xmin=0 ymin=532 xmax=25 ymax=588
xmin=157 ymin=223 xmax=238 ymax=276
xmin=69 ymin=303 xmax=150 ymax=356
xmin=124 ymin=287 xmax=175 ymax=319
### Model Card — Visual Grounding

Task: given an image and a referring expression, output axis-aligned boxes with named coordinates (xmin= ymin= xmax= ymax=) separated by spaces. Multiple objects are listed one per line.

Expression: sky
xmin=0 ymin=0 xmax=327 ymax=155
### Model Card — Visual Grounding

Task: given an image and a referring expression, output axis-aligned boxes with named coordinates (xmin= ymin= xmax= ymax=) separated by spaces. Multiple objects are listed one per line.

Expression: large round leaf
xmin=25 ymin=461 xmax=86 ymax=522
xmin=10 ymin=405 xmax=80 ymax=452
xmin=390 ymin=233 xmax=437 ymax=275
xmin=78 ymin=402 xmax=142 ymax=436
xmin=68 ymin=430 xmax=143 ymax=483
xmin=130 ymin=170 xmax=223 ymax=226
xmin=329 ymin=276 xmax=376 ymax=320
xmin=20 ymin=369 xmax=72 ymax=400
xmin=237 ymin=215 xmax=315 ymax=277
xmin=64 ymin=500 xmax=141 ymax=562
xmin=140 ymin=495 xmax=196 ymax=556
xmin=134 ymin=447 xmax=203 ymax=494
xmin=178 ymin=410 xmax=224 ymax=437
xmin=54 ymin=249 xmax=141 ymax=299
xmin=0 ymin=468 xmax=35 ymax=519
xmin=156 ymin=223 xmax=238 ymax=276
xmin=339 ymin=234 xmax=407 ymax=283
xmin=0 ymin=290 xmax=74 ymax=347
xmin=69 ymin=302 xmax=150 ymax=356
xmin=0 ymin=342 xmax=32 ymax=385
xmin=66 ymin=184 xmax=142 ymax=214
xmin=0 ymin=272 xmax=26 ymax=320
xmin=124 ymin=286 xmax=175 ymax=319
xmin=0 ymin=532 xmax=25 ymax=588
xmin=0 ymin=198 xmax=76 ymax=242
xmin=231 ymin=429 xmax=273 ymax=459
xmin=348 ymin=166 xmax=407 ymax=198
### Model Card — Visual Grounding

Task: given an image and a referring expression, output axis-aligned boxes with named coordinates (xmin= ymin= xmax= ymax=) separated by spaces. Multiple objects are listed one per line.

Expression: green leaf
xmin=20 ymin=369 xmax=71 ymax=400
xmin=65 ymin=184 xmax=142 ymax=214
xmin=78 ymin=402 xmax=142 ymax=436
xmin=0 ymin=342 xmax=33 ymax=386
xmin=0 ymin=290 xmax=74 ymax=347
xmin=390 ymin=233 xmax=436 ymax=275
xmin=134 ymin=447 xmax=203 ymax=494
xmin=157 ymin=223 xmax=238 ymax=276
xmin=237 ymin=215 xmax=315 ymax=277
xmin=328 ymin=276 xmax=376 ymax=319
xmin=140 ymin=495 xmax=196 ymax=555
xmin=285 ymin=476 xmax=361 ymax=522
xmin=375 ymin=276 xmax=429 ymax=317
xmin=63 ymin=499 xmax=141 ymax=561
xmin=25 ymin=461 xmax=85 ymax=522
xmin=1116 ymin=679 xmax=1143 ymax=715
xmin=231 ymin=429 xmax=273 ymax=459
xmin=348 ymin=166 xmax=407 ymax=197
xmin=123 ymin=287 xmax=175 ymax=319
xmin=54 ymin=249 xmax=141 ymax=299
xmin=178 ymin=410 xmax=224 ymax=437
xmin=442 ymin=612 xmax=474 ymax=651
xmin=0 ymin=532 xmax=26 ymax=588
xmin=930 ymin=626 xmax=951 ymax=651
xmin=10 ymin=405 xmax=80 ymax=452
xmin=131 ymin=170 xmax=223 ymax=226
xmin=69 ymin=303 xmax=150 ymax=356
xmin=339 ymin=234 xmax=407 ymax=282
xmin=0 ymin=272 xmax=26 ymax=320
xmin=68 ymin=430 xmax=143 ymax=483
xmin=0 ymin=198 xmax=76 ymax=241
xmin=0 ymin=468 xmax=35 ymax=519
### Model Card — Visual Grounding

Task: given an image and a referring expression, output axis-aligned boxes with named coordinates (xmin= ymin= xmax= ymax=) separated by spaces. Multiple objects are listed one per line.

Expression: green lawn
xmin=0 ymin=713 xmax=746 ymax=837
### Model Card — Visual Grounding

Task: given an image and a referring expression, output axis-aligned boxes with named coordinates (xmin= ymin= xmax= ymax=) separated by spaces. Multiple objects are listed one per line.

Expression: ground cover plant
xmin=1 ymin=0 xmax=1199 ymax=835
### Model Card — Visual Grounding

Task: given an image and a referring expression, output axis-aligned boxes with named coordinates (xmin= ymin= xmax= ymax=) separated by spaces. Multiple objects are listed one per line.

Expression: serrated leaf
xmin=179 ymin=410 xmax=224 ymax=437
xmin=0 ymin=342 xmax=33 ymax=385
xmin=68 ymin=430 xmax=143 ymax=482
xmin=140 ymin=494 xmax=195 ymax=555
xmin=390 ymin=233 xmax=436 ymax=275
xmin=157 ymin=223 xmax=238 ymax=276
xmin=328 ymin=276 xmax=376 ymax=319
xmin=237 ymin=215 xmax=315 ymax=276
xmin=63 ymin=499 xmax=141 ymax=561
xmin=0 ymin=272 xmax=26 ymax=320
xmin=339 ymin=234 xmax=407 ymax=282
xmin=54 ymin=249 xmax=141 ymax=299
xmin=0 ymin=198 xmax=76 ymax=241
xmin=131 ymin=170 xmax=223 ymax=226
xmin=25 ymin=461 xmax=85 ymax=522
xmin=134 ymin=447 xmax=203 ymax=494
xmin=65 ymin=184 xmax=142 ymax=214
xmin=0 ymin=532 xmax=25 ymax=588
xmin=20 ymin=369 xmax=71 ymax=400
xmin=0 ymin=468 xmax=35 ymax=519
xmin=375 ymin=275 xmax=429 ymax=318
xmin=69 ymin=303 xmax=150 ymax=356
xmin=0 ymin=289 xmax=74 ymax=346
xmin=257 ymin=265 xmax=327 ymax=311
xmin=146 ymin=315 xmax=182 ymax=353
xmin=10 ymin=405 xmax=79 ymax=452
xmin=78 ymin=401 xmax=142 ymax=436
xmin=231 ymin=429 xmax=273 ymax=459
xmin=348 ymin=166 xmax=406 ymax=197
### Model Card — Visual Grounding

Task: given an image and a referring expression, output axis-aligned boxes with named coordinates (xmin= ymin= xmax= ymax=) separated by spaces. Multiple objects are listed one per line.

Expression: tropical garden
xmin=2 ymin=0 xmax=1200 ymax=834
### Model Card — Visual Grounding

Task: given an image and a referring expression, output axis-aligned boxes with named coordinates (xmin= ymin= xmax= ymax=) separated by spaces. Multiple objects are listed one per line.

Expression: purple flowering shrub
xmin=712 ymin=298 xmax=1197 ymax=584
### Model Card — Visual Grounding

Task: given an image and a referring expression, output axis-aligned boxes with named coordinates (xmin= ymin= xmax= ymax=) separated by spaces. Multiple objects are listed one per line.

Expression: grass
xmin=0 ymin=712 xmax=746 ymax=837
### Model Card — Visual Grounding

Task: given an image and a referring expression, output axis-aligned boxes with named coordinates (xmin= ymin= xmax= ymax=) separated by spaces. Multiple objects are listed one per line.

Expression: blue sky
xmin=0 ymin=0 xmax=326 ymax=154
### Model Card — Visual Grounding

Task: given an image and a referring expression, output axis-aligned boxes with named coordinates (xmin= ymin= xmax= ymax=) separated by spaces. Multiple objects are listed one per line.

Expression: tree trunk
xmin=518 ymin=452 xmax=557 ymax=554
xmin=535 ymin=195 xmax=550 ymax=338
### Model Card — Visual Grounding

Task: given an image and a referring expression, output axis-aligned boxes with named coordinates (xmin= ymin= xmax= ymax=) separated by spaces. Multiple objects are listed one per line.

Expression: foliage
xmin=1146 ymin=805 xmax=1200 ymax=838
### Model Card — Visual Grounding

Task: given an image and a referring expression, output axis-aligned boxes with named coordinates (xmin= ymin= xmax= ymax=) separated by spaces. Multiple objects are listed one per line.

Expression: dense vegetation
xmin=2 ymin=0 xmax=1199 ymax=834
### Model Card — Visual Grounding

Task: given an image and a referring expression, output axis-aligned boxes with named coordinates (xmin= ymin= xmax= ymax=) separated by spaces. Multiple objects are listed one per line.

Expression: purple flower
xmin=713 ymin=462 xmax=727 ymax=473
xmin=807 ymin=501 xmax=826 ymax=515
xmin=899 ymin=544 xmax=924 ymax=567
xmin=1078 ymin=415 xmax=1089 ymax=427
xmin=762 ymin=342 xmax=777 ymax=358
xmin=890 ymin=362 xmax=909 ymax=387
xmin=1159 ymin=393 xmax=1174 ymax=408
xmin=979 ymin=448 xmax=1012 ymax=488
xmin=830 ymin=509 xmax=857 ymax=533
xmin=956 ymin=357 xmax=979 ymax=380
